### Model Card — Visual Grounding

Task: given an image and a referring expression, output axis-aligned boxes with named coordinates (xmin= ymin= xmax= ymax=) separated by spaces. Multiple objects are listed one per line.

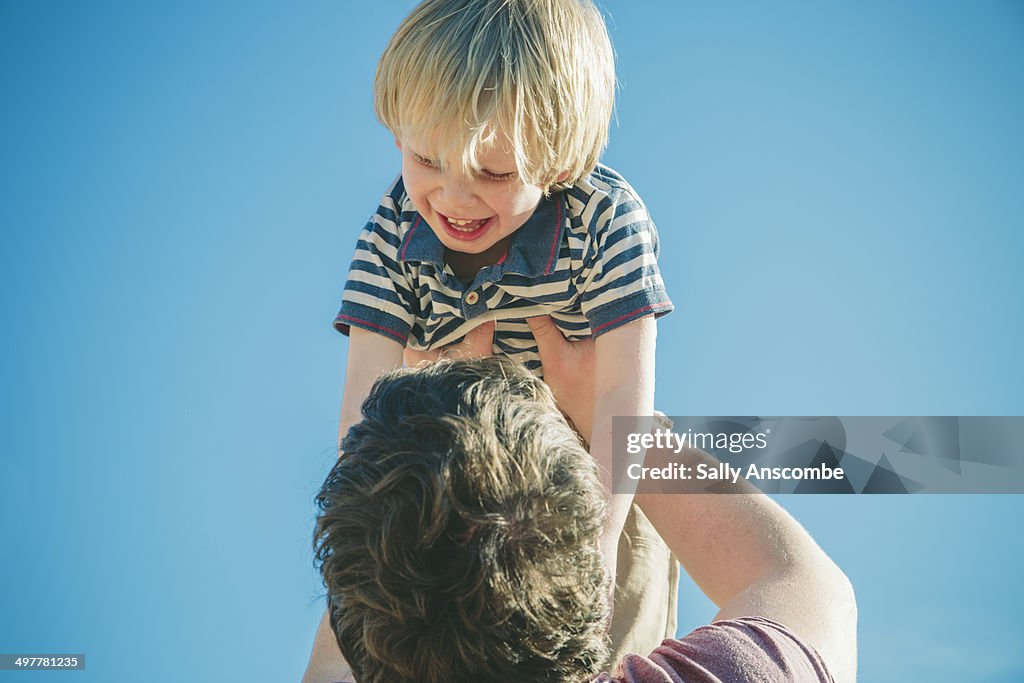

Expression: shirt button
xmin=465 ymin=291 xmax=480 ymax=305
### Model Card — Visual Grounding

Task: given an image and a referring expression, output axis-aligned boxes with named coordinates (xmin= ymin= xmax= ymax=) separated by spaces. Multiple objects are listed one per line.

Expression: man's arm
xmin=591 ymin=317 xmax=657 ymax=585
xmin=527 ymin=316 xmax=856 ymax=682
xmin=635 ymin=463 xmax=857 ymax=682
xmin=304 ymin=327 xmax=403 ymax=683
xmin=526 ymin=315 xmax=596 ymax=441
xmin=303 ymin=612 xmax=354 ymax=683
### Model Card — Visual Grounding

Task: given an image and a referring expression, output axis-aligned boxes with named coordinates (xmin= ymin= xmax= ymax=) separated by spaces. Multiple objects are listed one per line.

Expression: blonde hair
xmin=375 ymin=0 xmax=615 ymax=190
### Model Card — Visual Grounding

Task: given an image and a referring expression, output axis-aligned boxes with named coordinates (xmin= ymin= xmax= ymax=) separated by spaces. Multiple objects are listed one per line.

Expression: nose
xmin=438 ymin=174 xmax=476 ymax=210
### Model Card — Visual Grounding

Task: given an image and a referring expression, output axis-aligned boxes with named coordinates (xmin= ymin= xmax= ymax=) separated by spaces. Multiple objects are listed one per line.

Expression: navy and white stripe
xmin=335 ymin=164 xmax=673 ymax=375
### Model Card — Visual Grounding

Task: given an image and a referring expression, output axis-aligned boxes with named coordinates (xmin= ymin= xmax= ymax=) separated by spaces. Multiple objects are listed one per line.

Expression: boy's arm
xmin=337 ymin=326 xmax=404 ymax=444
xmin=591 ymin=316 xmax=657 ymax=581
xmin=305 ymin=327 xmax=403 ymax=683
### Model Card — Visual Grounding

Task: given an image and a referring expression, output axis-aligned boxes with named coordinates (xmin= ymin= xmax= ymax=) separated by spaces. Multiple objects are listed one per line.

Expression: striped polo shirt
xmin=335 ymin=164 xmax=673 ymax=375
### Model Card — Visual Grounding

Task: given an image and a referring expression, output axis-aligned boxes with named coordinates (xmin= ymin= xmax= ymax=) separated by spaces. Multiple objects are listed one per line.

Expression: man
xmin=309 ymin=320 xmax=856 ymax=682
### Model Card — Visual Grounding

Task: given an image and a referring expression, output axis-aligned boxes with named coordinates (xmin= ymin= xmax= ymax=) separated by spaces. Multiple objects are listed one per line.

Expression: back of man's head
xmin=315 ymin=357 xmax=610 ymax=683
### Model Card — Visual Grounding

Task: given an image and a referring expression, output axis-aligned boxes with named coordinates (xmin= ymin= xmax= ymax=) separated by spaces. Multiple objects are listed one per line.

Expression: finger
xmin=525 ymin=315 xmax=567 ymax=356
xmin=463 ymin=320 xmax=495 ymax=358
xmin=441 ymin=321 xmax=495 ymax=360
xmin=404 ymin=346 xmax=440 ymax=366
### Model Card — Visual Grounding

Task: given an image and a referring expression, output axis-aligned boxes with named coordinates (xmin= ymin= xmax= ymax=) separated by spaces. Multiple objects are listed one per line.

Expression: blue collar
xmin=398 ymin=189 xmax=565 ymax=277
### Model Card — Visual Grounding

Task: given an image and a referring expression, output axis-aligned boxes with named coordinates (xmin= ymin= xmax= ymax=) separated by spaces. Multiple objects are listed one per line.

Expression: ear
xmin=554 ymin=170 xmax=570 ymax=183
xmin=394 ymin=137 xmax=403 ymax=152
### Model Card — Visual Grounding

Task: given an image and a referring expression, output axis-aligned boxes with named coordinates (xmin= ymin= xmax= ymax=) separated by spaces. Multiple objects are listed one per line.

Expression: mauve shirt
xmin=594 ymin=617 xmax=834 ymax=683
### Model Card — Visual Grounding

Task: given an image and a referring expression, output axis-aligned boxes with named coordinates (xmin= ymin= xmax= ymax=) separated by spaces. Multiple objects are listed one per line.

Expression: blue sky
xmin=1 ymin=1 xmax=1022 ymax=681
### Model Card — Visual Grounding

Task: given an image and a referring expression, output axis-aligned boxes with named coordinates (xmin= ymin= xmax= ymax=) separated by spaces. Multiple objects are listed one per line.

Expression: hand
xmin=403 ymin=321 xmax=495 ymax=365
xmin=526 ymin=315 xmax=596 ymax=442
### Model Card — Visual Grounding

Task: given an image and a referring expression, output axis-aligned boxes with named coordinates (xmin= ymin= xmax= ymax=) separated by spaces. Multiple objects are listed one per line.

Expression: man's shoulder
xmin=597 ymin=617 xmax=834 ymax=683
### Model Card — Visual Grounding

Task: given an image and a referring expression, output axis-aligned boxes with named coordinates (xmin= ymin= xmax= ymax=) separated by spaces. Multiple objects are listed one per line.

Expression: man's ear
xmin=394 ymin=137 xmax=403 ymax=152
xmin=554 ymin=170 xmax=570 ymax=183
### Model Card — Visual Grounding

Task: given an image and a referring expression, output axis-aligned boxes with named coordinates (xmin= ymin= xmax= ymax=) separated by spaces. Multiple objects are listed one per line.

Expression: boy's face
xmin=397 ymin=132 xmax=548 ymax=255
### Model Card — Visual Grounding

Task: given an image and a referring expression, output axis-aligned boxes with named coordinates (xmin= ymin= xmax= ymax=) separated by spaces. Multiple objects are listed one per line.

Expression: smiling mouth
xmin=440 ymin=214 xmax=494 ymax=240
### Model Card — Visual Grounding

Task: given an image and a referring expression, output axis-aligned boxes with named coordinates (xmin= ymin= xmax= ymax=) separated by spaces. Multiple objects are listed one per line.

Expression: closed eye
xmin=412 ymin=152 xmax=439 ymax=169
xmin=480 ymin=169 xmax=517 ymax=182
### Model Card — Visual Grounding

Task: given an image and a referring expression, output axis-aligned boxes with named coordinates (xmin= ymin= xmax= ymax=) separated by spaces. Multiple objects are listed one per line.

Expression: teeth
xmin=446 ymin=216 xmax=487 ymax=231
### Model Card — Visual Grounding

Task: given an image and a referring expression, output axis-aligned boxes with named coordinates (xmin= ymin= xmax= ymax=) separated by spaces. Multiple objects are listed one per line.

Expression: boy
xmin=312 ymin=0 xmax=674 ymax=678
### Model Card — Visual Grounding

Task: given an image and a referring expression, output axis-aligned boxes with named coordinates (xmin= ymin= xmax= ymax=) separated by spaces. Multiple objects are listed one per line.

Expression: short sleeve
xmin=597 ymin=617 xmax=835 ymax=683
xmin=334 ymin=193 xmax=417 ymax=346
xmin=577 ymin=190 xmax=673 ymax=337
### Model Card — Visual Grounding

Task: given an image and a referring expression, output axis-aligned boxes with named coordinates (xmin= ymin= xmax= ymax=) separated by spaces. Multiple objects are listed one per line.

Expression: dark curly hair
xmin=314 ymin=357 xmax=610 ymax=683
